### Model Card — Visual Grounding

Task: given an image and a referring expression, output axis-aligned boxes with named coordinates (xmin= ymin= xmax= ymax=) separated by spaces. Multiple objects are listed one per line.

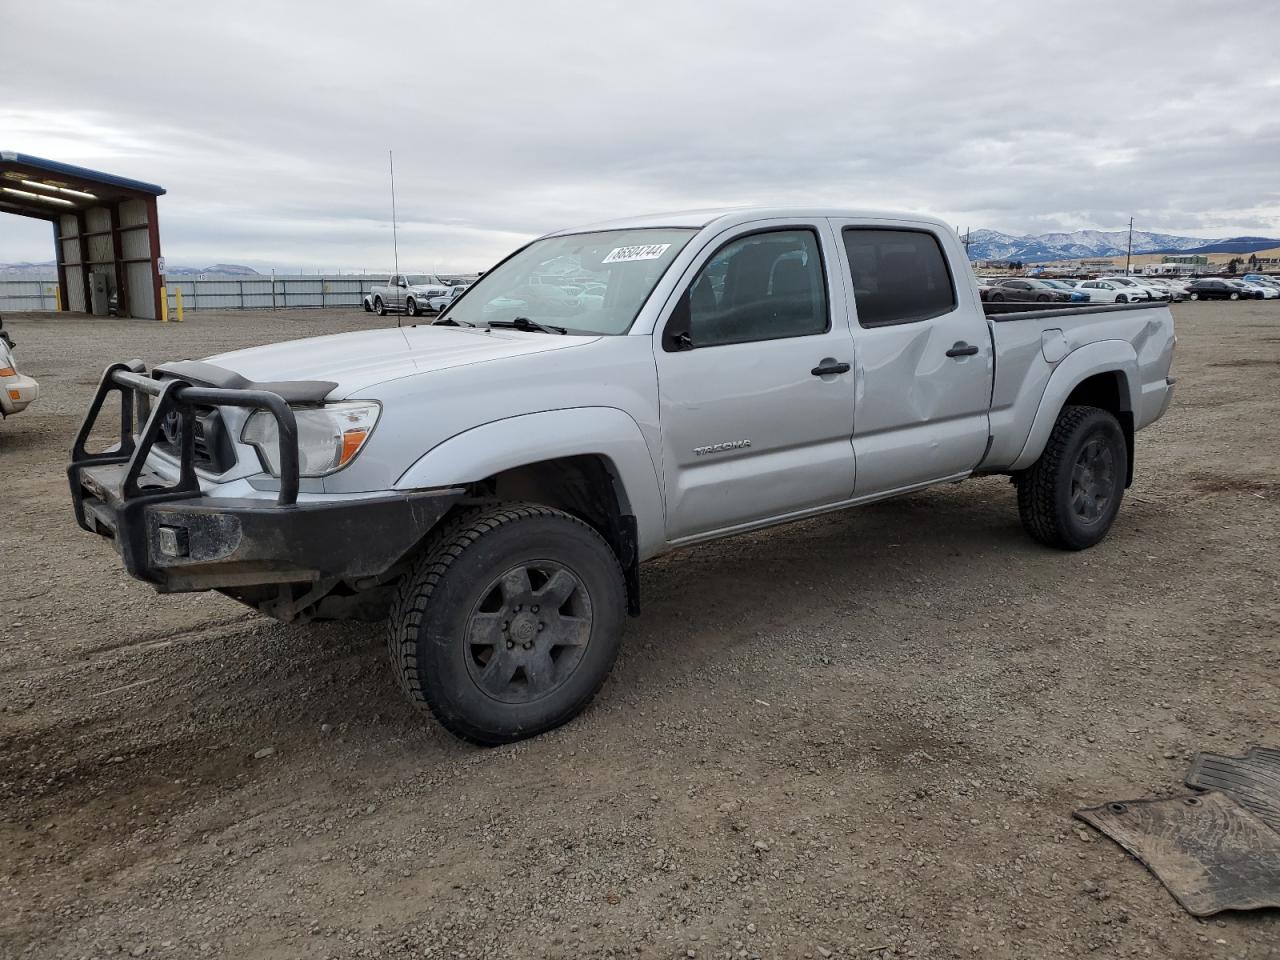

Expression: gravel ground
xmin=1 ymin=303 xmax=1277 ymax=960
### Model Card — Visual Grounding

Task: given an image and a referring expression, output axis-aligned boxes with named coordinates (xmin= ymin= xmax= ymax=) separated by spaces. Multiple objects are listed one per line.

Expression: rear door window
xmin=842 ymin=228 xmax=957 ymax=327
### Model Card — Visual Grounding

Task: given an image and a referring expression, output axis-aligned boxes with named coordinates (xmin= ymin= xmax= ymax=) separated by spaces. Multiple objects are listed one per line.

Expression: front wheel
xmin=990 ymin=292 xmax=1005 ymax=302
xmin=1016 ymin=405 xmax=1127 ymax=551
xmin=1189 ymin=292 xmax=1199 ymax=300
xmin=387 ymin=504 xmax=626 ymax=745
xmin=1117 ymin=294 xmax=1128 ymax=303
xmin=406 ymin=297 xmax=419 ymax=317
xmin=1036 ymin=294 xmax=1050 ymax=302
xmin=375 ymin=296 xmax=387 ymax=316
xmin=1229 ymin=292 xmax=1240 ymax=300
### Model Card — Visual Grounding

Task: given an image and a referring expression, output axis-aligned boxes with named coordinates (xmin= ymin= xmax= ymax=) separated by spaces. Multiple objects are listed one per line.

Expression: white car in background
xmin=1098 ymin=276 xmax=1161 ymax=300
xmin=1142 ymin=278 xmax=1190 ymax=301
xmin=1239 ymin=280 xmax=1280 ymax=299
xmin=1076 ymin=279 xmax=1145 ymax=303
xmin=428 ymin=284 xmax=470 ymax=313
xmin=0 ymin=317 xmax=39 ymax=418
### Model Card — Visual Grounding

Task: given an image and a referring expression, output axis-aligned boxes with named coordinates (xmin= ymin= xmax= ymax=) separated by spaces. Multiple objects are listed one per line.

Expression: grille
xmin=156 ymin=405 xmax=236 ymax=473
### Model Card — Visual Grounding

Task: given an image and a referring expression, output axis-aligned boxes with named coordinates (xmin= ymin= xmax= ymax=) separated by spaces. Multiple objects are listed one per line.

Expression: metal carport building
xmin=0 ymin=152 xmax=166 ymax=319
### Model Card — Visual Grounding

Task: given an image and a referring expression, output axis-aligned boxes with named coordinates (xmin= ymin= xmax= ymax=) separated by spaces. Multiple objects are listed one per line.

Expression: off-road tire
xmin=1016 ymin=404 xmax=1126 ymax=551
xmin=386 ymin=503 xmax=626 ymax=745
xmin=375 ymin=296 xmax=386 ymax=316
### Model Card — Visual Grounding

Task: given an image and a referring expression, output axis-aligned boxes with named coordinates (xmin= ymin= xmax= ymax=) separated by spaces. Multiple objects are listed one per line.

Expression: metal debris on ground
xmin=1075 ymin=744 xmax=1280 ymax=917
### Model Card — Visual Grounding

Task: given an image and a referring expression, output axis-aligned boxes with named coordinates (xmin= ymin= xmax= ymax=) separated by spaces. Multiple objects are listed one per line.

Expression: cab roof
xmin=550 ymin=207 xmax=954 ymax=237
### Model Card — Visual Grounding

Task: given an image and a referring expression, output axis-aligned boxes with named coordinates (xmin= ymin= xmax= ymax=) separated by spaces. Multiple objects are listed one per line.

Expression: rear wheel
xmin=363 ymin=297 xmax=373 ymax=313
xmin=375 ymin=296 xmax=386 ymax=316
xmin=1016 ymin=405 xmax=1127 ymax=551
xmin=386 ymin=504 xmax=626 ymax=745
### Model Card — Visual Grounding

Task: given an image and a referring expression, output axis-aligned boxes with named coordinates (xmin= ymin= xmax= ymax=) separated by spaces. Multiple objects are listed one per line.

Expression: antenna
xmin=389 ymin=149 xmax=401 ymax=327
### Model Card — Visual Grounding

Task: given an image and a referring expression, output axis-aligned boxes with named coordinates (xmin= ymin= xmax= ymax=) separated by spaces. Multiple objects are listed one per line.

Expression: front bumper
xmin=0 ymin=372 xmax=38 ymax=416
xmin=69 ymin=363 xmax=464 ymax=593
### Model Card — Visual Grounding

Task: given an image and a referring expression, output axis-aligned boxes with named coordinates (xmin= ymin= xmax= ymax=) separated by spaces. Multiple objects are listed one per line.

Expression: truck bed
xmin=980 ymin=299 xmax=1176 ymax=472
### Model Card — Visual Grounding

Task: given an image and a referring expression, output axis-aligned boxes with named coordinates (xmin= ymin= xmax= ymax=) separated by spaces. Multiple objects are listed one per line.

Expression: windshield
xmin=441 ymin=228 xmax=697 ymax=334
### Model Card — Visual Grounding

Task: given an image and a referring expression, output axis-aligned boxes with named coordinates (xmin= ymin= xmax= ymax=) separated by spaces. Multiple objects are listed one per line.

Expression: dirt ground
xmin=1 ymin=303 xmax=1277 ymax=960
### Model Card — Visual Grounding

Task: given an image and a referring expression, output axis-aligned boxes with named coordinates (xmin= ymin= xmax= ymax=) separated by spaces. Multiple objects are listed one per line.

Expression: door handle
xmin=811 ymin=359 xmax=851 ymax=377
xmin=946 ymin=342 xmax=980 ymax=358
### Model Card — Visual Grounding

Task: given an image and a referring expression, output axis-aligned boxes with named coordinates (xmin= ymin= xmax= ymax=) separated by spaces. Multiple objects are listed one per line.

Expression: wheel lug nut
xmin=537 ymin=622 xmax=545 ymax=631
xmin=505 ymin=641 xmax=514 ymax=649
xmin=523 ymin=641 xmax=533 ymax=650
xmin=531 ymin=605 xmax=539 ymax=613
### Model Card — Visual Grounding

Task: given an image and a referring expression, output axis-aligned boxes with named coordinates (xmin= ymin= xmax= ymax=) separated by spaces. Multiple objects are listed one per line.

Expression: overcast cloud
xmin=2 ymin=0 xmax=1279 ymax=273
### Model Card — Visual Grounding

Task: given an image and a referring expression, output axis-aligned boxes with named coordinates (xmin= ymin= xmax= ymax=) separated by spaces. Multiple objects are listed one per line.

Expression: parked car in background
xmin=987 ymin=278 xmax=1072 ymax=302
xmin=1236 ymin=279 xmax=1279 ymax=299
xmin=364 ymin=274 xmax=452 ymax=317
xmin=1141 ymin=278 xmax=1189 ymax=301
xmin=0 ymin=316 xmax=39 ymax=418
xmin=1076 ymin=279 xmax=1144 ymax=303
xmin=1187 ymin=278 xmax=1242 ymax=300
xmin=1038 ymin=279 xmax=1090 ymax=302
xmin=1099 ymin=276 xmax=1165 ymax=301
xmin=975 ymin=277 xmax=995 ymax=301
xmin=428 ymin=284 xmax=470 ymax=313
xmin=1242 ymin=273 xmax=1280 ymax=292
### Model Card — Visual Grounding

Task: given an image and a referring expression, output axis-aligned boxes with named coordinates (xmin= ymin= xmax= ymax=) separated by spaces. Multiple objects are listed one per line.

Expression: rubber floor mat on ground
xmin=1074 ymin=791 xmax=1280 ymax=916
xmin=1186 ymin=747 xmax=1280 ymax=832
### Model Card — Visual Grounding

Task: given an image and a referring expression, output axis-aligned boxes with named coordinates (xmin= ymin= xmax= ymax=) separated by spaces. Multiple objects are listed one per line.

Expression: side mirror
xmin=662 ymin=292 xmax=694 ymax=352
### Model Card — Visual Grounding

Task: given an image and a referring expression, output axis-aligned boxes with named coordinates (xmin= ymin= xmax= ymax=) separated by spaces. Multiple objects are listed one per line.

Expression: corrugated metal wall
xmin=58 ymin=213 xmax=86 ymax=312
xmin=118 ymin=198 xmax=155 ymax=319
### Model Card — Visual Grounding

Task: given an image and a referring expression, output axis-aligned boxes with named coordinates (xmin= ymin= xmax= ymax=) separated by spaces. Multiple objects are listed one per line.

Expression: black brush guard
xmin=68 ymin=362 xmax=463 ymax=596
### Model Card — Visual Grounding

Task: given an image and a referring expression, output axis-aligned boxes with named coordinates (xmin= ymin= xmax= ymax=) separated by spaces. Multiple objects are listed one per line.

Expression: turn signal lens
xmin=0 ymin=366 xmax=15 ymax=377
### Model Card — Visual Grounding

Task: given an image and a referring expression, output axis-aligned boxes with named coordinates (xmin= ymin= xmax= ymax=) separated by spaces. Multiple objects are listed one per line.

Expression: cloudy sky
xmin=3 ymin=0 xmax=1279 ymax=273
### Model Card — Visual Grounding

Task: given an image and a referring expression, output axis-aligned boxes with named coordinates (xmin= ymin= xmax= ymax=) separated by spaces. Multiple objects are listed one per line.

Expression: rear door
xmin=831 ymin=220 xmax=994 ymax=495
xmin=654 ymin=219 xmax=856 ymax=541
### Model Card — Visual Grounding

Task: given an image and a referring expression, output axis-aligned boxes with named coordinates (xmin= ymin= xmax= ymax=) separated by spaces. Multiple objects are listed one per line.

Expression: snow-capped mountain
xmin=965 ymin=229 xmax=1279 ymax=263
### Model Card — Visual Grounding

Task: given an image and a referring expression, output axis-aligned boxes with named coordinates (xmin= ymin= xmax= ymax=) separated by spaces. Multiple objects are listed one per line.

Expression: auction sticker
xmin=602 ymin=243 xmax=671 ymax=264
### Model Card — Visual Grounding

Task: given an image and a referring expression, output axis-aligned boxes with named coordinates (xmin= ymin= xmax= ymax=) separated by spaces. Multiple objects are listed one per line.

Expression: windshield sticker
xmin=602 ymin=243 xmax=671 ymax=264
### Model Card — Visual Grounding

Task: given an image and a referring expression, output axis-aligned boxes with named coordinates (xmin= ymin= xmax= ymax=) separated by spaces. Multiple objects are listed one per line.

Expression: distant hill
xmin=0 ymin=261 xmax=261 ymax=279
xmin=967 ymin=229 xmax=1280 ymax=263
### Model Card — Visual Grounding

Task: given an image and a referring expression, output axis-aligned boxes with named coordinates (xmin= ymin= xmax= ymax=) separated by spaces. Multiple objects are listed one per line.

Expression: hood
xmin=204 ymin=324 xmax=596 ymax=399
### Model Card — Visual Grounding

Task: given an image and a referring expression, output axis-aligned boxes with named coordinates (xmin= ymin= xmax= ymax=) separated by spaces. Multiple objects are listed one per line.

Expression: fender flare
xmin=1009 ymin=340 xmax=1140 ymax=472
xmin=393 ymin=407 xmax=666 ymax=558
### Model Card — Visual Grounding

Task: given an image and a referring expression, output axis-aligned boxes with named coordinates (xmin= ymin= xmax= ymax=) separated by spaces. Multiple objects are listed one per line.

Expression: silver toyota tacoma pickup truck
xmin=69 ymin=208 xmax=1176 ymax=744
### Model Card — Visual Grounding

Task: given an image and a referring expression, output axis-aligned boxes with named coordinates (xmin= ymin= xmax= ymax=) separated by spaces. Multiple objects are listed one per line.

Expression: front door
xmin=832 ymin=222 xmax=993 ymax=495
xmin=655 ymin=222 xmax=857 ymax=542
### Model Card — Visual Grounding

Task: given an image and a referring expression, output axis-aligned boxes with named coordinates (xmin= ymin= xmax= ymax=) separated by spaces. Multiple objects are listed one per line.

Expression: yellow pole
xmin=175 ymin=288 xmax=185 ymax=323
xmin=53 ymin=285 xmax=62 ymax=312
xmin=160 ymin=285 xmax=169 ymax=322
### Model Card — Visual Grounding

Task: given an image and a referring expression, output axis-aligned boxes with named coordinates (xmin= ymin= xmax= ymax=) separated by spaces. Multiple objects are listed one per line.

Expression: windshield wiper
xmin=431 ymin=315 xmax=476 ymax=327
xmin=488 ymin=316 xmax=567 ymax=335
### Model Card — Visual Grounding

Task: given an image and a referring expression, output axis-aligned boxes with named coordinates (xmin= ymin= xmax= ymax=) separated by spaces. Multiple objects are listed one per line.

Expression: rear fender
xmin=1009 ymin=341 xmax=1139 ymax=472
xmin=394 ymin=407 xmax=666 ymax=559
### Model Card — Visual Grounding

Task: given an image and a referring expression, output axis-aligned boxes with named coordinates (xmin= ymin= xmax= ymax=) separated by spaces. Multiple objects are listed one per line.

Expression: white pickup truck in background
xmin=70 ymin=207 xmax=1175 ymax=745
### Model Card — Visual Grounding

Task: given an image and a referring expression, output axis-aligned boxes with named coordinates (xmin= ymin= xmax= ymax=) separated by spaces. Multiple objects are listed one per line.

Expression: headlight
xmin=241 ymin=401 xmax=380 ymax=477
